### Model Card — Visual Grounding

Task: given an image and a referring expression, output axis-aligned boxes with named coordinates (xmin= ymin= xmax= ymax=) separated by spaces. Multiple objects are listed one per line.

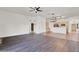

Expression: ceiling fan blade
xmin=29 ymin=7 xmax=35 ymax=10
xmin=35 ymin=7 xmax=40 ymax=9
xmin=39 ymin=10 xmax=42 ymax=12
xmin=35 ymin=11 xmax=38 ymax=13
xmin=37 ymin=7 xmax=40 ymax=9
xmin=29 ymin=10 xmax=34 ymax=12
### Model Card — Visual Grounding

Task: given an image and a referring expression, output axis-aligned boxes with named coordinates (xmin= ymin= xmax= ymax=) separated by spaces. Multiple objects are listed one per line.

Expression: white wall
xmin=0 ymin=10 xmax=30 ymax=37
xmin=0 ymin=10 xmax=46 ymax=37
xmin=1 ymin=10 xmax=79 ymax=37
xmin=28 ymin=16 xmax=46 ymax=33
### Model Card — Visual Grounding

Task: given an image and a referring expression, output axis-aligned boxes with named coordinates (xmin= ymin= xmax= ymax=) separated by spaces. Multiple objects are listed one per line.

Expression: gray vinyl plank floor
xmin=0 ymin=33 xmax=79 ymax=52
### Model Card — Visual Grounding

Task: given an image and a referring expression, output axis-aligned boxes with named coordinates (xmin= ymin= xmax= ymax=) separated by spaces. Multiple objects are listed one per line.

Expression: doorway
xmin=31 ymin=23 xmax=34 ymax=33
xmin=71 ymin=24 xmax=76 ymax=32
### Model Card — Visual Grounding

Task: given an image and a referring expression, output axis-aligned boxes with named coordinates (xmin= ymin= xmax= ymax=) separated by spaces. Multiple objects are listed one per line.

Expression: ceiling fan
xmin=29 ymin=7 xmax=42 ymax=13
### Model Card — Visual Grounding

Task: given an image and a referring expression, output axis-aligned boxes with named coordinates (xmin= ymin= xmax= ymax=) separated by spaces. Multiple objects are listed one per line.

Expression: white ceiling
xmin=0 ymin=7 xmax=79 ymax=17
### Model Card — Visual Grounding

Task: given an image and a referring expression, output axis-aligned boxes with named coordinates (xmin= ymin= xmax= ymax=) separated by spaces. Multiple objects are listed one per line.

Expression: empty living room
xmin=0 ymin=7 xmax=79 ymax=52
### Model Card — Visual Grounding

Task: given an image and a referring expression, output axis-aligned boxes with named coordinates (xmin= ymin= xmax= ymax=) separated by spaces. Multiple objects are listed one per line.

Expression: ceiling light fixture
xmin=50 ymin=13 xmax=66 ymax=22
xmin=29 ymin=7 xmax=42 ymax=13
